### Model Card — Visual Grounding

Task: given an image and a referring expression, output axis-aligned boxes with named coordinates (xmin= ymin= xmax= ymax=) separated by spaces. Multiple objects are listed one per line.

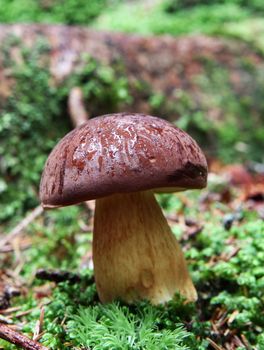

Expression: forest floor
xmin=0 ymin=161 xmax=264 ymax=349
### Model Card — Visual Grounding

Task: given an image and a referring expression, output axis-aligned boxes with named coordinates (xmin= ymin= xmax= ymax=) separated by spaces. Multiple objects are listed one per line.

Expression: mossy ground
xmin=1 ymin=184 xmax=264 ymax=349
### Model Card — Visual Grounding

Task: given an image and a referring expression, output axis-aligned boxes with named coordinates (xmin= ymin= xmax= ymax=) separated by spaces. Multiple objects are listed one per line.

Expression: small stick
xmin=206 ymin=338 xmax=224 ymax=350
xmin=241 ymin=334 xmax=252 ymax=350
xmin=35 ymin=269 xmax=81 ymax=284
xmin=33 ymin=307 xmax=45 ymax=341
xmin=35 ymin=268 xmax=94 ymax=285
xmin=0 ymin=323 xmax=49 ymax=350
xmin=15 ymin=308 xmax=37 ymax=319
xmin=0 ymin=315 xmax=13 ymax=324
xmin=68 ymin=86 xmax=89 ymax=127
xmin=0 ymin=205 xmax=43 ymax=247
xmin=0 ymin=241 xmax=31 ymax=253
xmin=0 ymin=306 xmax=21 ymax=315
xmin=227 ymin=309 xmax=239 ymax=325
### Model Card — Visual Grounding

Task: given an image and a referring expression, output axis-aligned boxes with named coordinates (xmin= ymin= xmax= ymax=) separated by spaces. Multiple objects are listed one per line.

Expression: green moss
xmin=219 ymin=18 xmax=264 ymax=54
xmin=93 ymin=2 xmax=250 ymax=36
xmin=0 ymin=0 xmax=109 ymax=25
xmin=68 ymin=303 xmax=192 ymax=349
xmin=163 ymin=0 xmax=264 ymax=14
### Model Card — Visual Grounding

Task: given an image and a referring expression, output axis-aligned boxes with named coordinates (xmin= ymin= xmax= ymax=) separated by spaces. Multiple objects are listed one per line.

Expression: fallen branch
xmin=36 ymin=269 xmax=81 ymax=284
xmin=0 ymin=205 xmax=43 ymax=247
xmin=0 ymin=323 xmax=49 ymax=350
xmin=35 ymin=268 xmax=94 ymax=285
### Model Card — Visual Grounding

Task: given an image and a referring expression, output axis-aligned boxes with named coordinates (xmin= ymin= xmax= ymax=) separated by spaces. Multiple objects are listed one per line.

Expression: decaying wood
xmin=0 ymin=205 xmax=43 ymax=247
xmin=0 ymin=24 xmax=262 ymax=120
xmin=0 ymin=323 xmax=49 ymax=350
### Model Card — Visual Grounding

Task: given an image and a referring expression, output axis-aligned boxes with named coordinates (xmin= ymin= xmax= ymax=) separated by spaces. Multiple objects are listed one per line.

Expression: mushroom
xmin=39 ymin=113 xmax=207 ymax=304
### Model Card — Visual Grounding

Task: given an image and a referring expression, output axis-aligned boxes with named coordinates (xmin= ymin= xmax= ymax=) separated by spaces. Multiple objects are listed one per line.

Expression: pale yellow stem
xmin=93 ymin=191 xmax=197 ymax=304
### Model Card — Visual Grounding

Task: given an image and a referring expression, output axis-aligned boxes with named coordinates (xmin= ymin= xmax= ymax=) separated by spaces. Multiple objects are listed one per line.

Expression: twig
xmin=241 ymin=334 xmax=252 ymax=350
xmin=227 ymin=309 xmax=239 ymax=325
xmin=35 ymin=268 xmax=95 ymax=285
xmin=223 ymin=246 xmax=241 ymax=262
xmin=15 ymin=308 xmax=37 ymax=319
xmin=0 ymin=315 xmax=13 ymax=324
xmin=33 ymin=307 xmax=45 ymax=341
xmin=68 ymin=86 xmax=89 ymax=127
xmin=0 ymin=205 xmax=43 ymax=247
xmin=0 ymin=306 xmax=21 ymax=315
xmin=206 ymin=338 xmax=224 ymax=350
xmin=0 ymin=323 xmax=49 ymax=350
xmin=0 ymin=241 xmax=31 ymax=253
xmin=233 ymin=335 xmax=247 ymax=348
xmin=35 ymin=269 xmax=81 ymax=284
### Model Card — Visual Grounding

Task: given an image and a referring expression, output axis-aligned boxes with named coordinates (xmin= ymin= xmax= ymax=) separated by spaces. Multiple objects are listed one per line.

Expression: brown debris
xmin=206 ymin=304 xmax=254 ymax=350
xmin=206 ymin=337 xmax=224 ymax=350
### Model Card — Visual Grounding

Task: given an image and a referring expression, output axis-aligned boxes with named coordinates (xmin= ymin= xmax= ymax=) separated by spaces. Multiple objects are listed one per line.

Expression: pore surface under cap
xmin=40 ymin=113 xmax=207 ymax=208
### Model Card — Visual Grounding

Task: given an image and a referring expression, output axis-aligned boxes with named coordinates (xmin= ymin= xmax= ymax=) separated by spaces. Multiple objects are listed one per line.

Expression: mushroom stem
xmin=93 ymin=191 xmax=197 ymax=304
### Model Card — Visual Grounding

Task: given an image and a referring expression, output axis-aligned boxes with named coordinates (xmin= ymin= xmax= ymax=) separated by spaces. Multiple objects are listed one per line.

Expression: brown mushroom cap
xmin=40 ymin=113 xmax=207 ymax=208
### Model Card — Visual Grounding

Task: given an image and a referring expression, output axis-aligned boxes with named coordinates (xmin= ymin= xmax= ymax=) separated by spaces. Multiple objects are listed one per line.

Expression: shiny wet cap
xmin=40 ymin=113 xmax=207 ymax=208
